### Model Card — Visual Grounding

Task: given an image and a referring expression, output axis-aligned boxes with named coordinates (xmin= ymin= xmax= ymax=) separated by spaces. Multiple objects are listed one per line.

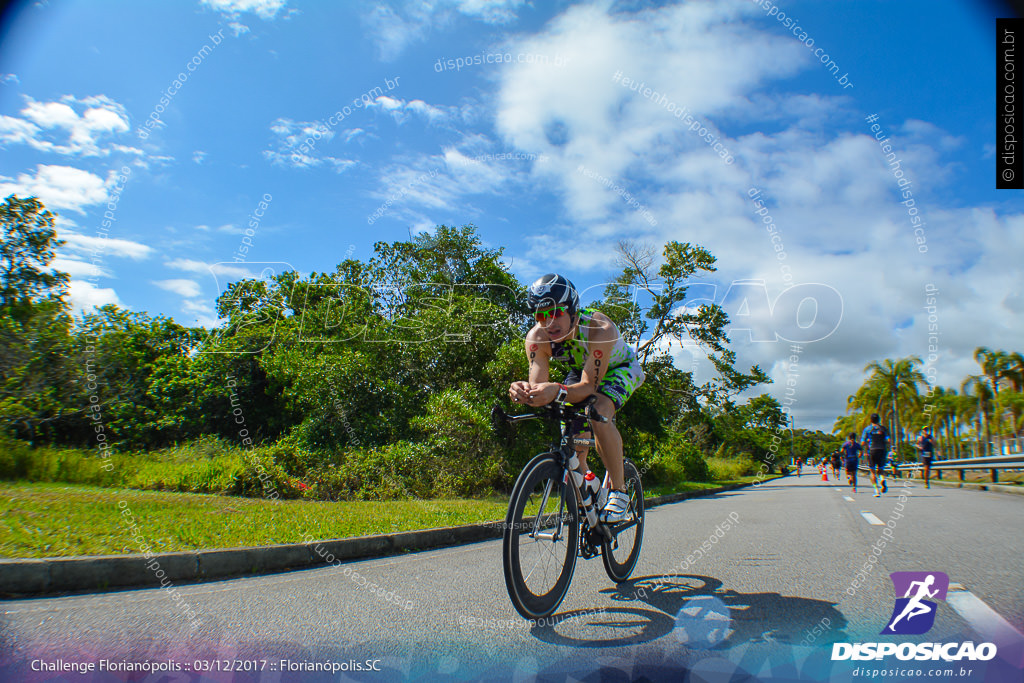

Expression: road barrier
xmin=857 ymin=455 xmax=1024 ymax=484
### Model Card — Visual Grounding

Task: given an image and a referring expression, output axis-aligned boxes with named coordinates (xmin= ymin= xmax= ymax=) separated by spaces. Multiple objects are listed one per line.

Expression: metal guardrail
xmin=797 ymin=455 xmax=1024 ymax=484
xmin=888 ymin=455 xmax=1024 ymax=483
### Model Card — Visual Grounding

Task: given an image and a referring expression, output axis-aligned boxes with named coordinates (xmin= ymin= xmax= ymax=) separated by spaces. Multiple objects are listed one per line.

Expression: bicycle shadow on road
xmin=529 ymin=574 xmax=847 ymax=650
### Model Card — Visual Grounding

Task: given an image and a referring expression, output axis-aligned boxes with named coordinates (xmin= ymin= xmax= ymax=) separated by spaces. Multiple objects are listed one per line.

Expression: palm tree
xmin=832 ymin=412 xmax=862 ymax=439
xmin=1003 ymin=351 xmax=1024 ymax=439
xmin=962 ymin=375 xmax=994 ymax=456
xmin=974 ymin=347 xmax=1011 ymax=453
xmin=936 ymin=387 xmax=963 ymax=459
xmin=861 ymin=357 xmax=926 ymax=456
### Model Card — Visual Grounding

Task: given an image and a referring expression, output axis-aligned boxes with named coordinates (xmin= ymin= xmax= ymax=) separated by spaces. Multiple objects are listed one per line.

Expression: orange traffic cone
xmin=821 ymin=466 xmax=828 ymax=481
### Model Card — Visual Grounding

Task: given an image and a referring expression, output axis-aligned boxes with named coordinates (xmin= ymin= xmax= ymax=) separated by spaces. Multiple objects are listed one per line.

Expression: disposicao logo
xmin=882 ymin=571 xmax=948 ymax=635
xmin=831 ymin=571 xmax=997 ymax=662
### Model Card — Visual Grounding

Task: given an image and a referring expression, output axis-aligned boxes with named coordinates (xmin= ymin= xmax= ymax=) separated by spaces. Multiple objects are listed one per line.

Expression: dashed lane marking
xmin=859 ymin=511 xmax=885 ymax=525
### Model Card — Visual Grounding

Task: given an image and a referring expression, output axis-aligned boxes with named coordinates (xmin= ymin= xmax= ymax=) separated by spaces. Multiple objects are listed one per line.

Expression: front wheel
xmin=601 ymin=458 xmax=645 ymax=583
xmin=503 ymin=452 xmax=580 ymax=619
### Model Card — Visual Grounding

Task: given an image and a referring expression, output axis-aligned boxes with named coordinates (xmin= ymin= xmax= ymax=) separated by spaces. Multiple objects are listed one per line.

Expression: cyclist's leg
xmin=590 ymin=364 xmax=642 ymax=492
xmin=591 ymin=394 xmax=624 ymax=490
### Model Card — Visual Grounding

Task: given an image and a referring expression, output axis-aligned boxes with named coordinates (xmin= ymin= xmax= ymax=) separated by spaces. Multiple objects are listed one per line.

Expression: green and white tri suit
xmin=549 ymin=308 xmax=646 ymax=410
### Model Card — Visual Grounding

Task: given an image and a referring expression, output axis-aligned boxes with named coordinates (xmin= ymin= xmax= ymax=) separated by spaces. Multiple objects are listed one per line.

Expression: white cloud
xmin=363 ymin=96 xmax=475 ymax=128
xmin=0 ymin=164 xmax=108 ymax=213
xmin=263 ymin=117 xmax=357 ymax=173
xmin=180 ymin=298 xmax=220 ymax=328
xmin=362 ymin=0 xmax=527 ymax=61
xmin=0 ymin=95 xmax=136 ymax=158
xmin=68 ymin=280 xmax=120 ymax=313
xmin=200 ymin=0 xmax=287 ymax=20
xmin=342 ymin=128 xmax=368 ymax=144
xmin=367 ymin=131 xmax=555 ymax=228
xmin=51 ymin=257 xmax=110 ymax=279
xmin=153 ymin=279 xmax=202 ymax=298
xmin=452 ymin=0 xmax=526 ymax=24
xmin=192 ymin=150 xmax=208 ymax=164
xmin=60 ymin=232 xmax=153 ymax=260
xmin=165 ymin=258 xmax=255 ymax=280
xmin=0 ymin=114 xmax=40 ymax=146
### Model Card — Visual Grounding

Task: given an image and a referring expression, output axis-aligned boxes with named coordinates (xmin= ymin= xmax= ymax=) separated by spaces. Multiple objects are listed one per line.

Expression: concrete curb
xmin=0 ymin=482 xmax=753 ymax=598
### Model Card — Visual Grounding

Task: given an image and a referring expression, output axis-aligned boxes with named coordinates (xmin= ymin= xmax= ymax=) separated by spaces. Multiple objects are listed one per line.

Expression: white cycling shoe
xmin=599 ymin=490 xmax=631 ymax=524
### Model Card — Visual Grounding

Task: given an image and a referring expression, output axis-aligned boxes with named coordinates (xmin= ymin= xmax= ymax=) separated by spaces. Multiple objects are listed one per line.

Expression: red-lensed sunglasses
xmin=535 ymin=306 xmax=568 ymax=323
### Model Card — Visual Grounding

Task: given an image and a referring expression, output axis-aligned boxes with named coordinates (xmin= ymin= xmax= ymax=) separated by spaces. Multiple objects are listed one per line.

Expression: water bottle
xmin=581 ymin=471 xmax=601 ymax=508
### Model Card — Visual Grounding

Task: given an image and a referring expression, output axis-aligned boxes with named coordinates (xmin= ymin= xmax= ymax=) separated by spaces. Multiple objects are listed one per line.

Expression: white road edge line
xmin=859 ymin=511 xmax=885 ymax=525
xmin=947 ymin=583 xmax=1024 ymax=643
xmin=843 ymin=496 xmax=854 ymax=502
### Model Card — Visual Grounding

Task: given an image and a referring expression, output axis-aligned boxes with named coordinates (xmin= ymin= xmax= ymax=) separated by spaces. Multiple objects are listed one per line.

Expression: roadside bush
xmin=0 ymin=435 xmax=123 ymax=486
xmin=227 ymin=448 xmax=294 ymax=499
xmin=631 ymin=433 xmax=711 ymax=486
xmin=311 ymin=442 xmax=427 ymax=500
xmin=707 ymin=455 xmax=759 ymax=481
xmin=675 ymin=438 xmax=712 ymax=482
xmin=410 ymin=386 xmax=509 ymax=495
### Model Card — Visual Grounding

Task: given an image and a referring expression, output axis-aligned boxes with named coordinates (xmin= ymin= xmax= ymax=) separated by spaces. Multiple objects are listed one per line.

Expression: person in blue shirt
xmin=841 ymin=432 xmax=862 ymax=492
xmin=861 ymin=413 xmax=890 ymax=497
xmin=916 ymin=427 xmax=936 ymax=489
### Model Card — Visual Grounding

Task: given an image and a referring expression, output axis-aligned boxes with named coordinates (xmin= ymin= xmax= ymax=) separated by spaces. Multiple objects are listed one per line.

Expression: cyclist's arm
xmin=565 ymin=328 xmax=615 ymax=403
xmin=525 ymin=327 xmax=551 ymax=385
xmin=510 ymin=327 xmax=551 ymax=404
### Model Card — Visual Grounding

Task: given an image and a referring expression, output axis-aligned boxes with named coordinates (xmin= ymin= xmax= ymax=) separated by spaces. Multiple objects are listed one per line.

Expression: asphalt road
xmin=3 ymin=474 xmax=1023 ymax=682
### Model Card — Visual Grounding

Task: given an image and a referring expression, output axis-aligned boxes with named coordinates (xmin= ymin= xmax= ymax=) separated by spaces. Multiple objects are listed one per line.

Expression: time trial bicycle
xmin=492 ymin=395 xmax=645 ymax=619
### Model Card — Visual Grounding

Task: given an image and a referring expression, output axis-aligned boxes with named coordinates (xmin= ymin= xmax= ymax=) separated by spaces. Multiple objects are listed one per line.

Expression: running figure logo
xmin=881 ymin=571 xmax=950 ymax=635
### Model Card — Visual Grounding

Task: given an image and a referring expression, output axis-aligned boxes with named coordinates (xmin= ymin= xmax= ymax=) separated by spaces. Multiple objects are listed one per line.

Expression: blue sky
xmin=1 ymin=0 xmax=1021 ymax=430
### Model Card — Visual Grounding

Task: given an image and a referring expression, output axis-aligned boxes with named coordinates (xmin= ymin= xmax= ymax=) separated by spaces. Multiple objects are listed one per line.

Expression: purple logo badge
xmin=881 ymin=571 xmax=949 ymax=635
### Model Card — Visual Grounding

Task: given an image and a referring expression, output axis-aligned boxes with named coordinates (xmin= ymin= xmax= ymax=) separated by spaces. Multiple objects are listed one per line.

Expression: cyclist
xmin=861 ymin=413 xmax=890 ymax=497
xmin=508 ymin=273 xmax=645 ymax=523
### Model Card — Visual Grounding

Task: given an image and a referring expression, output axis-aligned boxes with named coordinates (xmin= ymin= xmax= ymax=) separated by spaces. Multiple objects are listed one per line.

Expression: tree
xmin=0 ymin=195 xmax=68 ymax=320
xmin=1005 ymin=352 xmax=1024 ymax=437
xmin=961 ymin=375 xmax=994 ymax=457
xmin=974 ymin=347 xmax=1011 ymax=453
xmin=599 ymin=240 xmax=769 ymax=407
xmin=0 ymin=196 xmax=78 ymax=442
xmin=859 ymin=357 xmax=926 ymax=455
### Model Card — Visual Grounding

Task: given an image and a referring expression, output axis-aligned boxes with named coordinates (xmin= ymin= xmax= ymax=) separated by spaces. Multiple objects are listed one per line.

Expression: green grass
xmin=645 ymin=474 xmax=779 ymax=498
xmin=0 ymin=482 xmax=508 ymax=559
xmin=0 ymin=475 xmax=775 ymax=559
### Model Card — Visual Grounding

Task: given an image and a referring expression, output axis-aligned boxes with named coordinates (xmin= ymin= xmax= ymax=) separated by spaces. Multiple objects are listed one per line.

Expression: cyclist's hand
xmin=527 ymin=382 xmax=559 ymax=406
xmin=509 ymin=381 xmax=532 ymax=404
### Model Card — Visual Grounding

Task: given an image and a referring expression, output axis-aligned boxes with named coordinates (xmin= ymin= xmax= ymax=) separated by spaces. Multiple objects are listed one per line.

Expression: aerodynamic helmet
xmin=527 ymin=273 xmax=579 ymax=317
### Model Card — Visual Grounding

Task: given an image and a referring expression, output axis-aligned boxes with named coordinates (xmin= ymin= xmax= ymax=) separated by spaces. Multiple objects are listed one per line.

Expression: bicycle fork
xmin=529 ymin=478 xmax=563 ymax=541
